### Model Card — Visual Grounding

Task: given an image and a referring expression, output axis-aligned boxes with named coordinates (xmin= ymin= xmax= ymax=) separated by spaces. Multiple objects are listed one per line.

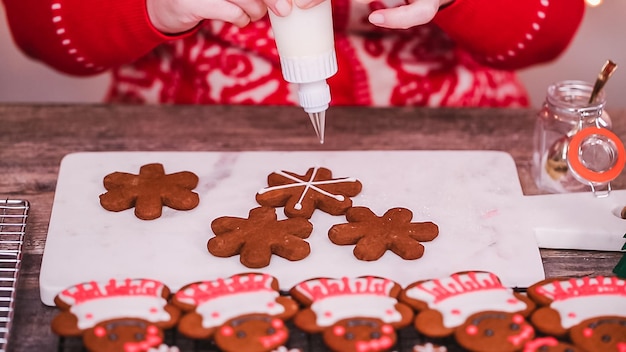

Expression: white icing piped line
xmin=258 ymin=167 xmax=355 ymax=210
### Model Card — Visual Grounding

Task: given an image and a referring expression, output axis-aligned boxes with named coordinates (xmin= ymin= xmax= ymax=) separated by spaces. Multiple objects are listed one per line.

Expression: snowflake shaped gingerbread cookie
xmin=208 ymin=206 xmax=313 ymax=268
xmin=256 ymin=167 xmax=362 ymax=219
xmin=99 ymin=163 xmax=199 ymax=220
xmin=328 ymin=207 xmax=439 ymax=261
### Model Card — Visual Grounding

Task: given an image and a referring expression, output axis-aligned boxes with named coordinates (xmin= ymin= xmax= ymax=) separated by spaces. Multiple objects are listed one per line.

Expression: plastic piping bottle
xmin=268 ymin=0 xmax=338 ymax=144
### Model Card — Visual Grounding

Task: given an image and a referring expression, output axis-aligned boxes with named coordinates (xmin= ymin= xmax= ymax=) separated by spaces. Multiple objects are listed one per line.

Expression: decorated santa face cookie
xmin=399 ymin=271 xmax=535 ymax=338
xmin=51 ymin=278 xmax=180 ymax=352
xmin=171 ymin=273 xmax=298 ymax=352
xmin=290 ymin=276 xmax=414 ymax=352
xmin=454 ymin=311 xmax=535 ymax=352
xmin=527 ymin=276 xmax=626 ymax=338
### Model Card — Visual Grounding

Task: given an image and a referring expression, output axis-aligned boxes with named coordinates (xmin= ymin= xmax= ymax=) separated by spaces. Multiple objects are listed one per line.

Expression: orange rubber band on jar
xmin=567 ymin=126 xmax=626 ymax=184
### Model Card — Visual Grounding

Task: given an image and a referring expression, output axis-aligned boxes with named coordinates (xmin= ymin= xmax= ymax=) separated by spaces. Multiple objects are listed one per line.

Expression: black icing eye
xmin=370 ymin=331 xmax=381 ymax=339
xmin=108 ymin=334 xmax=118 ymax=341
xmin=267 ymin=327 xmax=276 ymax=335
xmin=509 ymin=323 xmax=520 ymax=331
xmin=236 ymin=330 xmax=247 ymax=339
xmin=344 ymin=332 xmax=355 ymax=340
xmin=134 ymin=333 xmax=144 ymax=341
xmin=601 ymin=334 xmax=612 ymax=343
xmin=538 ymin=347 xmax=548 ymax=352
xmin=565 ymin=349 xmax=575 ymax=352
xmin=483 ymin=329 xmax=494 ymax=337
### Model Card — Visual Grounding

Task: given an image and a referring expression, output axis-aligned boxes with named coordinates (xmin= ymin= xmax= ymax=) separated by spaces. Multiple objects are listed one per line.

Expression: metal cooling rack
xmin=0 ymin=200 xmax=29 ymax=352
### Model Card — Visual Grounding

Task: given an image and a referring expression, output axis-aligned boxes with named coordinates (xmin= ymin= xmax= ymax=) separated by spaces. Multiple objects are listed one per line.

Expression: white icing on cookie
xmin=257 ymin=167 xmax=356 ymax=210
xmin=294 ymin=277 xmax=402 ymax=327
xmin=175 ymin=274 xmax=285 ymax=328
xmin=58 ymin=279 xmax=171 ymax=330
xmin=195 ymin=290 xmax=285 ymax=328
xmin=405 ymin=272 xmax=527 ymax=328
xmin=535 ymin=276 xmax=626 ymax=329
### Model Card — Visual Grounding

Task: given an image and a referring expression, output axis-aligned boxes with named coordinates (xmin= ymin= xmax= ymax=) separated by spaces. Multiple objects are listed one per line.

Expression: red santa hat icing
xmin=403 ymin=272 xmax=528 ymax=328
xmin=534 ymin=276 xmax=626 ymax=329
xmin=57 ymin=278 xmax=171 ymax=330
xmin=293 ymin=277 xmax=403 ymax=327
xmin=174 ymin=273 xmax=285 ymax=328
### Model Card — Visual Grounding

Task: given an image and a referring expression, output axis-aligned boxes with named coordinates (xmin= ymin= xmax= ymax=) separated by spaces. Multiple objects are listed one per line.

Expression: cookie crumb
xmin=621 ymin=206 xmax=626 ymax=219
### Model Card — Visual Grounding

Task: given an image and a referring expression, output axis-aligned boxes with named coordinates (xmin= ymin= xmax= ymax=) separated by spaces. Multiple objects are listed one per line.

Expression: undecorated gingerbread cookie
xmin=208 ymin=206 xmax=313 ymax=268
xmin=99 ymin=163 xmax=199 ymax=220
xmin=328 ymin=207 xmax=439 ymax=261
xmin=290 ymin=276 xmax=414 ymax=352
xmin=172 ymin=273 xmax=299 ymax=352
xmin=256 ymin=167 xmax=362 ymax=219
xmin=399 ymin=271 xmax=535 ymax=339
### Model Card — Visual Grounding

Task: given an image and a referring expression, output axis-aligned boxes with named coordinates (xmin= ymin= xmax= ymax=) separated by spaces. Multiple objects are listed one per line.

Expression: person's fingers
xmin=293 ymin=0 xmax=326 ymax=10
xmin=367 ymin=0 xmax=439 ymax=29
xmin=148 ymin=0 xmax=254 ymax=31
xmin=262 ymin=0 xmax=292 ymax=17
xmin=229 ymin=0 xmax=269 ymax=21
xmin=193 ymin=0 xmax=252 ymax=27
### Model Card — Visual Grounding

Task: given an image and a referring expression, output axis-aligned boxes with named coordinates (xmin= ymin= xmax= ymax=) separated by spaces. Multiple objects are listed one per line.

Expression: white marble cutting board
xmin=39 ymin=151 xmax=546 ymax=306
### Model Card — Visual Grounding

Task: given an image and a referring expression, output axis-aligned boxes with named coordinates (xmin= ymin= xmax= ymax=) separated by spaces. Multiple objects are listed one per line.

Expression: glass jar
xmin=532 ymin=80 xmax=625 ymax=196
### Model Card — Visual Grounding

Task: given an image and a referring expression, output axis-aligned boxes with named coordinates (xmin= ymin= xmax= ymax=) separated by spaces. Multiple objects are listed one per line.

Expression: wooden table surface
xmin=1 ymin=104 xmax=625 ymax=351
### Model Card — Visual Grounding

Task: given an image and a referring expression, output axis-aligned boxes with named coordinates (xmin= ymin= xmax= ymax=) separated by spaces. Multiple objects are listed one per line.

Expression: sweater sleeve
xmin=432 ymin=0 xmax=585 ymax=69
xmin=1 ymin=0 xmax=194 ymax=76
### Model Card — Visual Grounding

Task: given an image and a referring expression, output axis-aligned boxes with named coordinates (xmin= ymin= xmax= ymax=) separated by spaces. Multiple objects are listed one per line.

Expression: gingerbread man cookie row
xmin=50 ymin=272 xmax=626 ymax=352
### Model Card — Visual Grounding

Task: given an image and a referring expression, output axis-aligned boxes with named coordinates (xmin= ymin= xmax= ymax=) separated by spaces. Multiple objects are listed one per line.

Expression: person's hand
xmin=147 ymin=0 xmax=327 ymax=33
xmin=363 ymin=0 xmax=454 ymax=29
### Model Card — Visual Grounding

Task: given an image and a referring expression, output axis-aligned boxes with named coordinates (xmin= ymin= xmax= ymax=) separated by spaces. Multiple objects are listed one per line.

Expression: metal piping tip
xmin=308 ymin=111 xmax=326 ymax=144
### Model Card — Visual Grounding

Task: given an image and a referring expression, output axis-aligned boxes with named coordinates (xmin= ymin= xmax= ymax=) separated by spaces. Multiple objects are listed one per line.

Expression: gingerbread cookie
xmin=208 ymin=206 xmax=313 ymax=268
xmin=51 ymin=278 xmax=180 ymax=352
xmin=290 ymin=276 xmax=414 ymax=352
xmin=256 ymin=167 xmax=362 ymax=219
xmin=99 ymin=163 xmax=199 ymax=220
xmin=527 ymin=276 xmax=626 ymax=338
xmin=454 ymin=311 xmax=535 ymax=352
xmin=400 ymin=271 xmax=535 ymax=338
xmin=172 ymin=273 xmax=298 ymax=352
xmin=328 ymin=207 xmax=439 ymax=261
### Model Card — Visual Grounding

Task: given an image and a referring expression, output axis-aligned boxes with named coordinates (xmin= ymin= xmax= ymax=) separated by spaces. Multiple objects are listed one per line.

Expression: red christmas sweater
xmin=3 ymin=0 xmax=584 ymax=107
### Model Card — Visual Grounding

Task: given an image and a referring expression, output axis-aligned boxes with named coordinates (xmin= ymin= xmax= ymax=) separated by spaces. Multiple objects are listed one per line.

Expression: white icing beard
xmin=70 ymin=296 xmax=170 ymax=329
xmin=196 ymin=291 xmax=285 ymax=328
xmin=311 ymin=295 xmax=401 ymax=327
xmin=407 ymin=288 xmax=527 ymax=328
xmin=552 ymin=295 xmax=626 ymax=329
